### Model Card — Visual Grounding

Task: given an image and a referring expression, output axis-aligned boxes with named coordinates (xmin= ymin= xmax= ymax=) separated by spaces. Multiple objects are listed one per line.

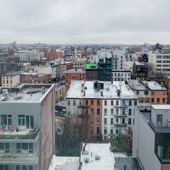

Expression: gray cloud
xmin=0 ymin=0 xmax=170 ymax=44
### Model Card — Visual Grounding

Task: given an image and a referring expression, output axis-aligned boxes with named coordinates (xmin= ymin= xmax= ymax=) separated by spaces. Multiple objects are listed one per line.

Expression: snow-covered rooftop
xmin=143 ymin=81 xmax=166 ymax=90
xmin=66 ymin=80 xmax=137 ymax=99
xmin=151 ymin=105 xmax=170 ymax=110
xmin=49 ymin=156 xmax=79 ymax=170
xmin=80 ymin=143 xmax=115 ymax=170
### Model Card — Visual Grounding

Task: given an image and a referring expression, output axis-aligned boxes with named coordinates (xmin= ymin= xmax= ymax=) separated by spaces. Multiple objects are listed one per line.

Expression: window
xmin=152 ymin=98 xmax=154 ymax=103
xmin=104 ymin=100 xmax=107 ymax=105
xmin=157 ymin=114 xmax=162 ymax=125
xmin=129 ymin=101 xmax=132 ymax=106
xmin=116 ymin=101 xmax=119 ymax=105
xmin=0 ymin=143 xmax=9 ymax=153
xmin=163 ymin=98 xmax=166 ymax=103
xmin=116 ymin=129 xmax=118 ymax=134
xmin=91 ymin=100 xmax=93 ymax=105
xmin=136 ymin=91 xmax=139 ymax=95
xmin=111 ymin=118 xmax=113 ymax=125
xmin=104 ymin=109 xmax=107 ymax=115
xmin=1 ymin=115 xmax=12 ymax=126
xmin=111 ymin=101 xmax=113 ymax=105
xmin=91 ymin=108 xmax=94 ymax=114
xmin=122 ymin=109 xmax=125 ymax=115
xmin=0 ymin=165 xmax=9 ymax=170
xmin=151 ymin=91 xmax=154 ymax=95
xmin=73 ymin=100 xmax=75 ymax=106
xmin=110 ymin=129 xmax=113 ymax=134
xmin=104 ymin=118 xmax=107 ymax=124
xmin=122 ymin=100 xmax=125 ymax=106
xmin=68 ymin=100 xmax=70 ymax=106
xmin=122 ymin=118 xmax=125 ymax=124
xmin=146 ymin=98 xmax=149 ymax=103
xmin=97 ymin=118 xmax=100 ymax=125
xmin=111 ymin=109 xmax=113 ymax=115
xmin=157 ymin=98 xmax=160 ymax=103
xmin=85 ymin=100 xmax=88 ymax=105
xmin=116 ymin=118 xmax=118 ymax=123
xmin=97 ymin=109 xmax=100 ymax=115
xmin=90 ymin=119 xmax=94 ymax=125
xmin=139 ymin=98 xmax=143 ymax=103
xmin=128 ymin=118 xmax=131 ymax=125
xmin=18 ymin=115 xmax=34 ymax=129
xmin=17 ymin=143 xmax=33 ymax=153
xmin=97 ymin=100 xmax=100 ymax=106
xmin=134 ymin=100 xmax=137 ymax=105
xmin=116 ymin=109 xmax=119 ymax=115
xmin=104 ymin=128 xmax=107 ymax=134
xmin=144 ymin=91 xmax=149 ymax=95
xmin=129 ymin=109 xmax=132 ymax=115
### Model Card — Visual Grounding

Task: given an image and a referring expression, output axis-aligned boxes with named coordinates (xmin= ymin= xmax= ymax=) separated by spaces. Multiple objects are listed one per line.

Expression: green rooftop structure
xmin=86 ymin=63 xmax=97 ymax=70
xmin=86 ymin=63 xmax=98 ymax=80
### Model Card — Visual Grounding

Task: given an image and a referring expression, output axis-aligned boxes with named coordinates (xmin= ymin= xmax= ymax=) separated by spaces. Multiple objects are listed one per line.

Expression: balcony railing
xmin=114 ymin=123 xmax=127 ymax=127
xmin=114 ymin=114 xmax=127 ymax=117
xmin=115 ymin=105 xmax=127 ymax=108
xmin=0 ymin=126 xmax=40 ymax=140
xmin=0 ymin=150 xmax=39 ymax=164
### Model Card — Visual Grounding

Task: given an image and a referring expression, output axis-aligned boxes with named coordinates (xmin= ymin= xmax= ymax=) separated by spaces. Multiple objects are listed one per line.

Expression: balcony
xmin=0 ymin=126 xmax=40 ymax=140
xmin=114 ymin=114 xmax=127 ymax=117
xmin=0 ymin=151 xmax=39 ymax=165
xmin=114 ymin=123 xmax=127 ymax=127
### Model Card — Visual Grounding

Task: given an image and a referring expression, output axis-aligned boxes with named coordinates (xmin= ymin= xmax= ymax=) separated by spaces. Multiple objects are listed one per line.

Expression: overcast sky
xmin=1 ymin=0 xmax=170 ymax=44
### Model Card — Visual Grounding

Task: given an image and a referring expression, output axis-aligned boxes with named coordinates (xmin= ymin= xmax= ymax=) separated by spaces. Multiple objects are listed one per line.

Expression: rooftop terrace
xmin=0 ymin=84 xmax=53 ymax=102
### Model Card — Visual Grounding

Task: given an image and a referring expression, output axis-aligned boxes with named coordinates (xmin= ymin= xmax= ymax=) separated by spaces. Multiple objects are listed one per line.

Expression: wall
xmin=133 ymin=108 xmax=161 ymax=170
xmin=40 ymin=86 xmax=55 ymax=170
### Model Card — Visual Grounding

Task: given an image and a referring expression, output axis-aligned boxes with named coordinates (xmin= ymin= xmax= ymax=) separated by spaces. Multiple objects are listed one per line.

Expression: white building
xmin=79 ymin=143 xmax=115 ymax=170
xmin=87 ymin=54 xmax=99 ymax=63
xmin=15 ymin=50 xmax=45 ymax=61
xmin=148 ymin=50 xmax=170 ymax=73
xmin=133 ymin=105 xmax=170 ymax=170
xmin=112 ymin=71 xmax=131 ymax=81
xmin=2 ymin=71 xmax=21 ymax=87
xmin=66 ymin=80 xmax=137 ymax=140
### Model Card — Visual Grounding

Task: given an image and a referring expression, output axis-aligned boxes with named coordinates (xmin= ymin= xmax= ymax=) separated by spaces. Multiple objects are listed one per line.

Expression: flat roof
xmin=3 ymin=71 xmax=22 ymax=76
xmin=48 ymin=156 xmax=79 ymax=170
xmin=80 ymin=143 xmax=115 ymax=170
xmin=67 ymin=80 xmax=137 ymax=99
xmin=0 ymin=84 xmax=53 ymax=102
xmin=64 ymin=69 xmax=85 ymax=73
xmin=138 ymin=106 xmax=170 ymax=133
xmin=127 ymin=80 xmax=149 ymax=91
xmin=143 ymin=81 xmax=167 ymax=90
xmin=152 ymin=105 xmax=170 ymax=110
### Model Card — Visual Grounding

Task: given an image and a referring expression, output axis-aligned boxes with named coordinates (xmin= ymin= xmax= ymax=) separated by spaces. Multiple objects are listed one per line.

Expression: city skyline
xmin=1 ymin=0 xmax=170 ymax=44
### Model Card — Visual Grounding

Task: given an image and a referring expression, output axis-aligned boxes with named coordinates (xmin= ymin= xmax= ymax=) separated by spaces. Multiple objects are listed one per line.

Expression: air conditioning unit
xmin=168 ymin=119 xmax=170 ymax=127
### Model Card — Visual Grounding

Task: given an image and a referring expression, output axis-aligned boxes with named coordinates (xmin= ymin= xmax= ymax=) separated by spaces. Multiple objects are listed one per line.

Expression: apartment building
xmin=2 ymin=71 xmax=21 ymax=87
xmin=127 ymin=80 xmax=167 ymax=107
xmin=85 ymin=63 xmax=98 ymax=81
xmin=112 ymin=71 xmax=131 ymax=81
xmin=73 ymin=58 xmax=87 ymax=69
xmin=0 ymin=84 xmax=55 ymax=170
xmin=66 ymin=80 xmax=137 ymax=141
xmin=133 ymin=105 xmax=170 ymax=170
xmin=15 ymin=51 xmax=44 ymax=62
xmin=55 ymin=84 xmax=66 ymax=102
xmin=64 ymin=69 xmax=86 ymax=92
xmin=20 ymin=73 xmax=39 ymax=83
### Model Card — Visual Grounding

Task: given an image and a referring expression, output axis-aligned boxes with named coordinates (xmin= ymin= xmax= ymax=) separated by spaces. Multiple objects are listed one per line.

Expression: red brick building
xmin=46 ymin=50 xmax=63 ymax=61
xmin=64 ymin=69 xmax=86 ymax=92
